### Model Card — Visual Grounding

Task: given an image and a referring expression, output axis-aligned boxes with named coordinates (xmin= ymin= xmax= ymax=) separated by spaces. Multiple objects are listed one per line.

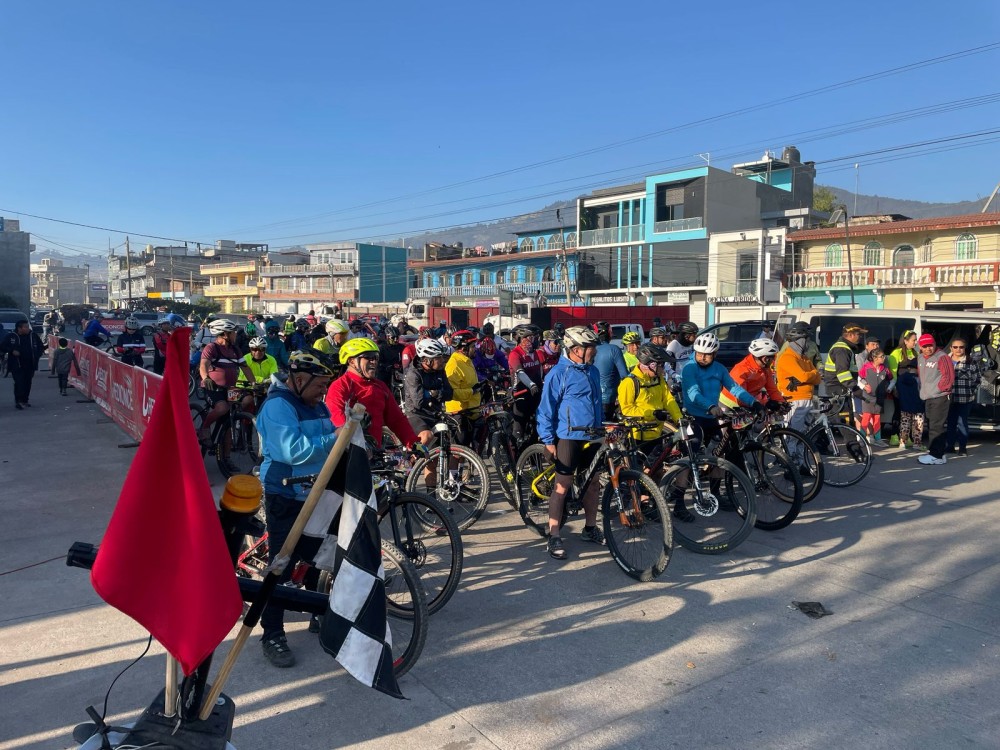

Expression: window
xmin=519 ymin=238 xmax=535 ymax=253
xmin=824 ymin=243 xmax=843 ymax=268
xmin=542 ymin=266 xmax=553 ymax=282
xmin=536 ymin=237 xmax=547 ymax=252
xmin=549 ymin=235 xmax=563 ymax=251
xmin=496 ymin=270 xmax=504 ymax=284
xmin=956 ymin=233 xmax=978 ymax=260
xmin=565 ymin=232 xmax=577 ymax=249
xmin=340 ymin=251 xmax=353 ymax=264
xmin=863 ymin=241 xmax=883 ymax=266
xmin=921 ymin=239 xmax=933 ymax=263
xmin=893 ymin=245 xmax=915 ymax=267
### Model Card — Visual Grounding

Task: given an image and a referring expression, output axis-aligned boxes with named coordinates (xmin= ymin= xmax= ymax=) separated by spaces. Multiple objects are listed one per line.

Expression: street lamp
xmin=827 ymin=205 xmax=856 ymax=309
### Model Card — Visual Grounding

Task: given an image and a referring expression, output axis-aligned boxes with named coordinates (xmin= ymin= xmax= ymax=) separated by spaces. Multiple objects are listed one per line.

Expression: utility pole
xmin=557 ymin=208 xmax=571 ymax=306
xmin=829 ymin=206 xmax=857 ymax=309
xmin=125 ymin=236 xmax=133 ymax=309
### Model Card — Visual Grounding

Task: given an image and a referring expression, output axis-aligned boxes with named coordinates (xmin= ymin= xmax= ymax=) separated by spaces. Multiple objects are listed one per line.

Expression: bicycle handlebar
xmin=282 ymin=473 xmax=318 ymax=487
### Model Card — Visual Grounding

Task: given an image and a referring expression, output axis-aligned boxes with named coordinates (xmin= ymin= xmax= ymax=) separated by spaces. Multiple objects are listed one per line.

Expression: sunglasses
xmin=358 ymin=353 xmax=380 ymax=361
xmin=951 ymin=345 xmax=966 ymax=350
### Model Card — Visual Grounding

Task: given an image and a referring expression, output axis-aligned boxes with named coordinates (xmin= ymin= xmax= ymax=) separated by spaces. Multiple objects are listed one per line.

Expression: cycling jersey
xmin=720 ymin=353 xmax=784 ymax=408
xmin=617 ymin=365 xmax=682 ymax=440
xmin=116 ymin=331 xmax=147 ymax=366
xmin=666 ymin=340 xmax=693 ymax=376
xmin=680 ymin=359 xmax=754 ymax=418
xmin=403 ymin=363 xmax=452 ymax=422
xmin=326 ymin=368 xmax=418 ymax=446
xmin=264 ymin=335 xmax=290 ymax=368
xmin=592 ymin=342 xmax=628 ymax=406
xmin=237 ymin=353 xmax=278 ymax=385
xmin=537 ymin=356 xmax=602 ymax=445
xmin=508 ymin=344 xmax=544 ymax=386
xmin=83 ymin=319 xmax=111 ymax=343
xmin=445 ymin=350 xmax=481 ymax=415
xmin=201 ymin=342 xmax=244 ymax=389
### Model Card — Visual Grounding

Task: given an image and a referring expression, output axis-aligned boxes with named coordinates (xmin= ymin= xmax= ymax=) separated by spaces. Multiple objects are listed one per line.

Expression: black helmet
xmin=512 ymin=323 xmax=541 ymax=341
xmin=553 ymin=322 xmax=565 ymax=336
xmin=385 ymin=327 xmax=399 ymax=343
xmin=649 ymin=327 xmax=667 ymax=338
xmin=482 ymin=321 xmax=495 ymax=336
xmin=677 ymin=321 xmax=699 ymax=336
xmin=636 ymin=344 xmax=670 ymax=366
xmin=786 ymin=321 xmax=812 ymax=340
xmin=594 ymin=320 xmax=610 ymax=342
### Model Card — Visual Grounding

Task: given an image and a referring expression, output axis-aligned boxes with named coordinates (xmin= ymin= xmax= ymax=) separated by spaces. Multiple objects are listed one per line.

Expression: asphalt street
xmin=1 ymin=361 xmax=999 ymax=749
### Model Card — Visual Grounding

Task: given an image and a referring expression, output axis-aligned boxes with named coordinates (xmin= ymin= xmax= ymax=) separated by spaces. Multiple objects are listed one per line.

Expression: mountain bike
xmin=803 ymin=394 xmax=873 ymax=487
xmin=191 ymin=388 xmax=261 ymax=478
xmin=478 ymin=385 xmax=530 ymax=506
xmin=753 ymin=403 xmax=825 ymax=504
xmin=513 ymin=420 xmax=672 ymax=581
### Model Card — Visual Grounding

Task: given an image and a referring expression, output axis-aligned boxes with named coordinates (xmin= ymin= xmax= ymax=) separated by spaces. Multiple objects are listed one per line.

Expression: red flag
xmin=91 ymin=328 xmax=242 ymax=675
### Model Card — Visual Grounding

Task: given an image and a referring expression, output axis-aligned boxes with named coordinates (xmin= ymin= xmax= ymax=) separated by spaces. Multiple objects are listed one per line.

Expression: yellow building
xmin=200 ymin=258 xmax=263 ymax=314
xmin=786 ymin=213 xmax=1000 ymax=310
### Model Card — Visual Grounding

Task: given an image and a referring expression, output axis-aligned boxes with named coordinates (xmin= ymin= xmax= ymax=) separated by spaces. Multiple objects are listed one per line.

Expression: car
xmin=0 ymin=309 xmax=31 ymax=336
xmin=699 ymin=320 xmax=780 ymax=370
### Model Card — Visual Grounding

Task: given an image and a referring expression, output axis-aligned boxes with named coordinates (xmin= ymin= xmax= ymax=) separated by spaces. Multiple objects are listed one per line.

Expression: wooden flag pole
xmin=198 ymin=404 xmax=367 ymax=721
xmin=165 ymin=655 xmax=178 ymax=716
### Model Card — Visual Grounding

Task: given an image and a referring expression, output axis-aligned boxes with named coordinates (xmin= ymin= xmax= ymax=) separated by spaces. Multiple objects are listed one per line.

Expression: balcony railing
xmin=260 ymin=263 xmax=355 ymax=276
xmin=200 ymin=260 xmax=259 ymax=273
xmin=409 ymin=280 xmax=576 ymax=299
xmin=653 ymin=217 xmax=704 ymax=234
xmin=786 ymin=261 xmax=1000 ymax=290
xmin=579 ymin=224 xmax=645 ymax=247
xmin=261 ymin=289 xmax=356 ymax=301
xmin=204 ymin=284 xmax=259 ymax=296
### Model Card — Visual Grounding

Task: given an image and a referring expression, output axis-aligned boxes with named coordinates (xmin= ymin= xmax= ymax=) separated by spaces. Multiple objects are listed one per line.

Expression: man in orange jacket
xmin=720 ymin=338 xmax=785 ymax=410
xmin=775 ymin=322 xmax=822 ymax=438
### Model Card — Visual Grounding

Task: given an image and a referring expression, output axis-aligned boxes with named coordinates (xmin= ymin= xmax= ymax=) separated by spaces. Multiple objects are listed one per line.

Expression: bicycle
xmin=513 ymin=420 xmax=672 ymax=581
xmin=191 ymin=387 xmax=262 ymax=478
xmin=752 ymin=403 xmax=825 ymax=504
xmin=478 ymin=385 xmax=530 ymax=506
xmin=804 ymin=393 xmax=874 ymax=487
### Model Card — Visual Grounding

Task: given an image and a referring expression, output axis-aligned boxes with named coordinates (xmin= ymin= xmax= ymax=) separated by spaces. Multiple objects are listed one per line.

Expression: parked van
xmin=776 ymin=306 xmax=1000 ymax=428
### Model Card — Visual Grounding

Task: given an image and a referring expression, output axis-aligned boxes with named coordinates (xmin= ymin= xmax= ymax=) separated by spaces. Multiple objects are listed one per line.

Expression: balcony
xmin=409 ymin=280 xmax=576 ymax=299
xmin=200 ymin=260 xmax=259 ymax=274
xmin=260 ymin=263 xmax=355 ymax=276
xmin=653 ymin=217 xmax=704 ymax=234
xmin=786 ymin=261 xmax=1000 ymax=290
xmin=204 ymin=284 xmax=259 ymax=297
xmin=261 ymin=289 xmax=356 ymax=302
xmin=579 ymin=224 xmax=645 ymax=247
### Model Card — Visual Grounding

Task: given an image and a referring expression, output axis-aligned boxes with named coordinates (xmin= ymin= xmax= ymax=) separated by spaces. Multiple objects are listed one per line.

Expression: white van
xmin=776 ymin=307 xmax=1000 ymax=428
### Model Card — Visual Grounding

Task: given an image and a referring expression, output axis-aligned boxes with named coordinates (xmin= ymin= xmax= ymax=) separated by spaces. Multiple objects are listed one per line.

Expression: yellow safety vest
xmin=823 ymin=340 xmax=856 ymax=386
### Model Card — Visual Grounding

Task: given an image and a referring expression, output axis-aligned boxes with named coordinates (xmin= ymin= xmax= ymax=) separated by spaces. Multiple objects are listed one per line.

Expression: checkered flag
xmin=309 ymin=426 xmax=403 ymax=699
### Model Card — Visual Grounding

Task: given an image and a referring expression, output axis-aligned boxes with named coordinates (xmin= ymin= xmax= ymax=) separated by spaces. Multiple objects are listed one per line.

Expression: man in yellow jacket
xmin=775 ymin=322 xmax=822 ymax=439
xmin=445 ymin=329 xmax=483 ymax=447
xmin=617 ymin=345 xmax=682 ymax=446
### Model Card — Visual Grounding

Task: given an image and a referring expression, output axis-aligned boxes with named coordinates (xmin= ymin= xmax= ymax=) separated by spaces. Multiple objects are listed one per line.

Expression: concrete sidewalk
xmin=1 ymin=376 xmax=999 ymax=749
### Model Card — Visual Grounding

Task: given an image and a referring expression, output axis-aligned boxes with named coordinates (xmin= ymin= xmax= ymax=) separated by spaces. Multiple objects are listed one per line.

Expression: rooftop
xmin=788 ymin=212 xmax=1000 ymax=242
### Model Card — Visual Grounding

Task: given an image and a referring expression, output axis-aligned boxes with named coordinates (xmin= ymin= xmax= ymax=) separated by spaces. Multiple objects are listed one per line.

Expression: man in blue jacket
xmin=536 ymin=325 xmax=605 ymax=560
xmin=592 ymin=320 xmax=628 ymax=419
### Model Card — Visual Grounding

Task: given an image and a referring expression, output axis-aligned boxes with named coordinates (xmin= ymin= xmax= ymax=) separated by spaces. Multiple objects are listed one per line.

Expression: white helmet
xmin=248 ymin=336 xmax=267 ymax=349
xmin=390 ymin=314 xmax=405 ymax=326
xmin=415 ymin=339 xmax=448 ymax=359
xmin=326 ymin=319 xmax=349 ymax=335
xmin=124 ymin=316 xmax=139 ymax=330
xmin=209 ymin=319 xmax=237 ymax=335
xmin=693 ymin=332 xmax=720 ymax=354
xmin=748 ymin=338 xmax=779 ymax=357
xmin=563 ymin=325 xmax=600 ymax=349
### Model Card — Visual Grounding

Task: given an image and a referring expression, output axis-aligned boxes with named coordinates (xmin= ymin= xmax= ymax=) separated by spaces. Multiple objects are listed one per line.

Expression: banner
xmin=70 ymin=341 xmax=96 ymax=398
xmin=132 ymin=366 xmax=163 ymax=438
xmin=109 ymin=357 xmax=141 ymax=442
xmin=89 ymin=350 xmax=112 ymax=413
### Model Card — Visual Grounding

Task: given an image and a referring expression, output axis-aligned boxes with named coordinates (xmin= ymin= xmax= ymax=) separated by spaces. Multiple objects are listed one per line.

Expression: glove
xmin=785 ymin=376 xmax=801 ymax=392
xmin=653 ymin=409 xmax=671 ymax=421
xmin=471 ymin=382 xmax=483 ymax=393
xmin=765 ymin=399 xmax=784 ymax=413
xmin=529 ymin=383 xmax=540 ymax=396
xmin=201 ymin=377 xmax=214 ymax=390
xmin=750 ymin=400 xmax=765 ymax=415
xmin=708 ymin=405 xmax=722 ymax=418
xmin=410 ymin=442 xmax=429 ymax=459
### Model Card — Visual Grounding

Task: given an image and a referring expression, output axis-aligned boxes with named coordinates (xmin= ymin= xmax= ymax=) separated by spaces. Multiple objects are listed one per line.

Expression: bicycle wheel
xmin=316 ymin=540 xmax=427 ymax=678
xmin=404 ymin=444 xmax=490 ymax=531
xmin=216 ymin=412 xmax=260 ymax=478
xmin=490 ymin=429 xmax=518 ymax=508
xmin=379 ymin=492 xmax=463 ymax=615
xmin=601 ymin=469 xmax=672 ymax=581
xmin=742 ymin=446 xmax=803 ymax=531
xmin=660 ymin=456 xmax=756 ymax=554
xmin=189 ymin=401 xmax=207 ymax=433
xmin=760 ymin=427 xmax=824 ymax=504
xmin=808 ymin=422 xmax=873 ymax=487
xmin=514 ymin=443 xmax=557 ymax=538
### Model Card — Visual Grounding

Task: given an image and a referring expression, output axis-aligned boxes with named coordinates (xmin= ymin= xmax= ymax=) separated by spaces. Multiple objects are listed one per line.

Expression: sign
xmin=590 ymin=294 xmax=630 ymax=304
xmin=89 ymin=352 xmax=113 ymax=413
xmin=109 ymin=357 xmax=141 ymax=441
xmin=474 ymin=299 xmax=498 ymax=308
xmin=499 ymin=289 xmax=514 ymax=316
xmin=708 ymin=294 xmax=761 ymax=306
xmin=69 ymin=340 xmax=95 ymax=397
xmin=133 ymin=367 xmax=162 ymax=438
xmin=666 ymin=291 xmax=690 ymax=304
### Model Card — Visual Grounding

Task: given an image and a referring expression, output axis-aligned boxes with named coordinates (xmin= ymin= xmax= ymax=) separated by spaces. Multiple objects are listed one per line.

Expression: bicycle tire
xmin=216 ymin=411 xmax=261 ymax=478
xmin=807 ymin=422 xmax=873 ymax=487
xmin=490 ymin=430 xmax=518 ymax=508
xmin=404 ymin=444 xmax=490 ymax=531
xmin=379 ymin=492 xmax=463 ymax=615
xmin=760 ymin=427 xmax=824 ymax=504
xmin=189 ymin=401 xmax=208 ymax=433
xmin=602 ymin=469 xmax=673 ymax=581
xmin=317 ymin=539 xmax=427 ymax=678
xmin=514 ymin=443 xmax=560 ymax=538
xmin=659 ymin=456 xmax=756 ymax=554
xmin=740 ymin=446 xmax=804 ymax=531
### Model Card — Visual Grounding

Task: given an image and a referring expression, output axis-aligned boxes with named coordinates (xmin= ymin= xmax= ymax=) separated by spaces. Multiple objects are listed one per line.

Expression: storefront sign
xmin=709 ymin=294 xmax=761 ymax=306
xmin=590 ymin=294 xmax=631 ymax=304
xmin=666 ymin=291 xmax=690 ymax=304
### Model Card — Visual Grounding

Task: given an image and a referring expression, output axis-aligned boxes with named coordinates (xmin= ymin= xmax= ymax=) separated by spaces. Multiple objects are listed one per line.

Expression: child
xmin=858 ymin=348 xmax=892 ymax=447
xmin=52 ymin=337 xmax=80 ymax=396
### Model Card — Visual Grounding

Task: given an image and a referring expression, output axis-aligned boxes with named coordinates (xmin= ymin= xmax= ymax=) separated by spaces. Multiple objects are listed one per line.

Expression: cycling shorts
xmin=554 ymin=439 xmax=599 ymax=477
xmin=206 ymin=386 xmax=229 ymax=406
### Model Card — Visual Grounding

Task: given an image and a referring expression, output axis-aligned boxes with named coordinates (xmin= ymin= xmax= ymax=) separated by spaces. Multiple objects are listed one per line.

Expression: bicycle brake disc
xmin=694 ymin=493 xmax=720 ymax=517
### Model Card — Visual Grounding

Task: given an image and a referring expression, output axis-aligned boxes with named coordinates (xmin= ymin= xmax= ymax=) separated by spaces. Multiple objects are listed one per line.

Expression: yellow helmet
xmin=339 ymin=337 xmax=379 ymax=365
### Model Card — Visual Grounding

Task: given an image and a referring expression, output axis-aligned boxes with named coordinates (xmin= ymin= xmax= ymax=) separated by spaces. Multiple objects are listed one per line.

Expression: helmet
xmin=339 ymin=337 xmax=379 ymax=365
xmin=786 ymin=322 xmax=812 ymax=340
xmin=124 ymin=316 xmax=139 ymax=330
xmin=636 ymin=344 xmax=670 ymax=366
xmin=295 ymin=319 xmax=309 ymax=331
xmin=621 ymin=332 xmax=641 ymax=345
xmin=677 ymin=322 xmax=699 ymax=336
xmin=158 ymin=318 xmax=170 ymax=327
xmin=542 ymin=329 xmax=559 ymax=341
xmin=594 ymin=321 xmax=610 ymax=341
xmin=209 ymin=319 xmax=237 ymax=335
xmin=287 ymin=314 xmax=295 ymax=320
xmin=563 ymin=325 xmax=599 ymax=349
xmin=451 ymin=329 xmax=476 ymax=347
xmin=416 ymin=338 xmax=448 ymax=359
xmin=438 ymin=319 xmax=447 ymax=326
xmin=326 ymin=319 xmax=349 ymax=335
xmin=693 ymin=332 xmax=720 ymax=354
xmin=248 ymin=337 xmax=267 ymax=350
xmin=265 ymin=322 xmax=280 ymax=333
xmin=350 ymin=318 xmax=365 ymax=331
xmin=553 ymin=322 xmax=565 ymax=338
xmin=748 ymin=338 xmax=780 ymax=357
xmin=288 ymin=348 xmax=337 ymax=377
xmin=649 ymin=327 xmax=667 ymax=338
xmin=385 ymin=328 xmax=399 ymax=343
xmin=443 ymin=325 xmax=457 ymax=336
xmin=482 ymin=322 xmax=495 ymax=336
xmin=512 ymin=324 xmax=541 ymax=341
xmin=390 ymin=314 xmax=404 ymax=326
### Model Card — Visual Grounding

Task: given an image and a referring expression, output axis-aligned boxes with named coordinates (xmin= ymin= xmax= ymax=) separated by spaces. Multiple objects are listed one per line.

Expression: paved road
xmin=1 ymin=373 xmax=999 ymax=749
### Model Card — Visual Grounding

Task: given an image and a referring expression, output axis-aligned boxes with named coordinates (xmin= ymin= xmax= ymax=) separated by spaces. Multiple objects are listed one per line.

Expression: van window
xmin=410 ymin=304 xmax=424 ymax=316
xmin=810 ymin=315 xmax=917 ymax=354
xmin=921 ymin=319 xmax=990 ymax=352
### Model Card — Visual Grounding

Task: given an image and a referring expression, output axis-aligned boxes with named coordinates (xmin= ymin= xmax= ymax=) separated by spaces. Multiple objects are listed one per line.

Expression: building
xmin=259 ymin=242 xmax=408 ymax=316
xmin=785 ymin=212 xmax=1000 ymax=310
xmin=0 ymin=218 xmax=33 ymax=313
xmin=198 ymin=241 xmax=270 ymax=314
xmin=30 ymin=258 xmax=89 ymax=307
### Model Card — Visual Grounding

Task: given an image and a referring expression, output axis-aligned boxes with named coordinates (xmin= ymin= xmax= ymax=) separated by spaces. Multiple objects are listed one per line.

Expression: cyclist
xmin=621 ymin=331 xmax=641 ymax=370
xmin=505 ymin=324 xmax=543 ymax=441
xmin=400 ymin=327 xmax=429 ymax=371
xmin=115 ymin=317 xmax=147 ymax=367
xmin=438 ymin=325 xmax=457 ymax=354
xmin=263 ymin=322 xmax=290 ymax=369
xmin=537 ymin=325 xmax=605 ymax=561
xmin=198 ymin=319 xmax=257 ymax=447
xmin=236 ymin=337 xmax=278 ymax=413
xmin=720 ymin=338 xmax=785 ymax=411
xmin=313 ymin=318 xmax=349 ymax=363
xmin=326 ymin=337 xmax=431 ymax=449
xmin=377 ymin=327 xmax=405 ymax=388
xmin=592 ymin=320 xmax=628 ymax=420
xmin=445 ymin=330 xmax=483 ymax=447
xmin=390 ymin=314 xmax=418 ymax=337
xmin=255 ymin=348 xmax=338 ymax=668
xmin=776 ymin=321 xmax=821 ymax=437
xmin=151 ymin=319 xmax=172 ymax=375
xmin=617 ymin=344 xmax=681 ymax=448
xmin=474 ymin=325 xmax=508 ymax=374
xmin=539 ymin=330 xmax=562 ymax=379
xmin=649 ymin=326 xmax=670 ymax=349
xmin=285 ymin=319 xmax=310 ymax=353
xmin=404 ymin=338 xmax=453 ymax=489
xmin=666 ymin=321 xmax=699 ymax=382
xmin=83 ymin=314 xmax=111 ymax=347
xmin=43 ymin=309 xmax=60 ymax=336
xmin=305 ymin=309 xmax=318 ymax=328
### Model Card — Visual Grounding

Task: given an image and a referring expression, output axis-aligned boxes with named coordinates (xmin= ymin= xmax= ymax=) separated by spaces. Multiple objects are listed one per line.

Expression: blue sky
xmin=3 ymin=1 xmax=999 ymax=257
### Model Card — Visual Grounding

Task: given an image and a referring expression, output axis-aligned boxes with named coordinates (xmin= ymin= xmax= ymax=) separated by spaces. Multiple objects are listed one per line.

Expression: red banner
xmin=108 ymin=357 xmax=141 ymax=441
xmin=89 ymin=348 xmax=113 ymax=413
xmin=132 ymin=366 xmax=163 ymax=438
xmin=70 ymin=341 xmax=97 ymax=398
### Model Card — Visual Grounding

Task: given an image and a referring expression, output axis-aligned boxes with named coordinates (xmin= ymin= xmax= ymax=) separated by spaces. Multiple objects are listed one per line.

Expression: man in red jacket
xmin=326 ymin=337 xmax=431 ymax=448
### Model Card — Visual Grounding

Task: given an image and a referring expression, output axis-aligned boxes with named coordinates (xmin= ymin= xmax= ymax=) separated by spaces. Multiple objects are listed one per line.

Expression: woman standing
xmin=889 ymin=331 xmax=924 ymax=450
xmin=945 ymin=338 xmax=982 ymax=456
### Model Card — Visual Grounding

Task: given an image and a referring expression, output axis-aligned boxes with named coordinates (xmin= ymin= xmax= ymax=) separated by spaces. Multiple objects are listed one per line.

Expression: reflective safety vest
xmin=823 ymin=339 xmax=857 ymax=386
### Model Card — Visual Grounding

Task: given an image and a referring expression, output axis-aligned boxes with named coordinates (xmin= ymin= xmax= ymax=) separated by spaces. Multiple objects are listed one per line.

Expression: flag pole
xmin=164 ymin=655 xmax=178 ymax=716
xmin=198 ymin=403 xmax=367 ymax=721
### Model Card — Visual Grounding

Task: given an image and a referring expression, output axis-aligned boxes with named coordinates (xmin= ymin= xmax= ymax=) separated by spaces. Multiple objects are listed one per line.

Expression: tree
xmin=813 ymin=186 xmax=838 ymax=213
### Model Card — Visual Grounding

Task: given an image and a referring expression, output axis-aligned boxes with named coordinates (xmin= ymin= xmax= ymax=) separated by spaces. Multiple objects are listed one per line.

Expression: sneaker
xmin=15 ymin=403 xmax=23 ymax=410
xmin=547 ymin=536 xmax=567 ymax=560
xmin=918 ymin=454 xmax=947 ymax=465
xmin=580 ymin=525 xmax=606 ymax=546
xmin=904 ymin=440 xmax=913 ymax=449
xmin=308 ymin=615 xmax=321 ymax=633
xmin=958 ymin=448 xmax=968 ymax=457
xmin=871 ymin=439 xmax=889 ymax=448
xmin=262 ymin=635 xmax=296 ymax=668
xmin=889 ymin=435 xmax=900 ymax=447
